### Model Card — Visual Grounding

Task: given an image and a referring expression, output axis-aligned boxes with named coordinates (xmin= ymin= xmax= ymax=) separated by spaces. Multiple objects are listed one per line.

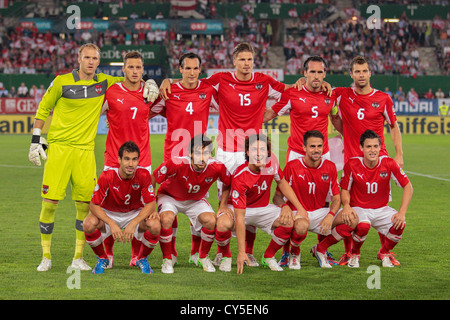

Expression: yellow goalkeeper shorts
xmin=41 ymin=143 xmax=97 ymax=201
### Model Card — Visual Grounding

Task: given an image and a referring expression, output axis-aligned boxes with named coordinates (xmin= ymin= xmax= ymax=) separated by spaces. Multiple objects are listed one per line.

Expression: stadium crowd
xmin=0 ymin=1 xmax=448 ymax=94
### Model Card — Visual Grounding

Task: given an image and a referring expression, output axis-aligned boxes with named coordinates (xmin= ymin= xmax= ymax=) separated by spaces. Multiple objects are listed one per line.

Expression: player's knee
xmin=82 ymin=213 xmax=98 ymax=233
xmin=294 ymin=218 xmax=309 ymax=235
xmin=199 ymin=212 xmax=216 ymax=230
xmin=216 ymin=215 xmax=232 ymax=232
xmin=145 ymin=217 xmax=161 ymax=235
xmin=160 ymin=211 xmax=175 ymax=229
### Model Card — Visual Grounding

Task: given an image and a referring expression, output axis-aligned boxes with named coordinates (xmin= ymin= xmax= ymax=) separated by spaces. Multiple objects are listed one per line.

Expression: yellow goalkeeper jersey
xmin=35 ymin=69 xmax=122 ymax=150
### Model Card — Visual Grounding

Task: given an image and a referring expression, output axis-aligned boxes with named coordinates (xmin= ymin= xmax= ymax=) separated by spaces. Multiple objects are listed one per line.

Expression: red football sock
xmin=171 ymin=217 xmax=178 ymax=257
xmin=159 ymin=227 xmax=173 ymax=260
xmin=290 ymin=230 xmax=307 ymax=256
xmin=85 ymin=229 xmax=107 ymax=259
xmin=137 ymin=231 xmax=160 ymax=260
xmin=380 ymin=226 xmax=404 ymax=254
xmin=245 ymin=227 xmax=256 ymax=255
xmin=317 ymin=234 xmax=326 ymax=243
xmin=215 ymin=230 xmax=232 ymax=258
xmin=103 ymin=235 xmax=114 ymax=256
xmin=316 ymin=224 xmax=354 ymax=254
xmin=199 ymin=227 xmax=215 ymax=259
xmin=282 ymin=241 xmax=290 ymax=255
xmin=191 ymin=234 xmax=201 ymax=256
xmin=131 ymin=236 xmax=141 ymax=258
xmin=343 ymin=236 xmax=352 ymax=253
xmin=352 ymin=222 xmax=371 ymax=255
xmin=264 ymin=226 xmax=292 ymax=258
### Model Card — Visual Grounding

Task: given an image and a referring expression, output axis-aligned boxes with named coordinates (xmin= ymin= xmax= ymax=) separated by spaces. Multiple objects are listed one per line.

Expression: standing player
xmin=334 ymin=56 xmax=403 ymax=166
xmin=264 ymin=56 xmax=342 ymax=162
xmin=151 ymin=52 xmax=218 ymax=162
xmin=152 ymin=135 xmax=232 ymax=273
xmin=151 ymin=52 xmax=218 ymax=265
xmin=100 ymin=51 xmax=159 ymax=268
xmin=83 ymin=141 xmax=160 ymax=274
xmin=215 ymin=134 xmax=308 ymax=273
xmin=333 ymin=56 xmax=404 ymax=264
xmin=272 ymin=130 xmax=341 ymax=269
xmin=28 ymin=43 xmax=124 ymax=272
xmin=330 ymin=130 xmax=412 ymax=268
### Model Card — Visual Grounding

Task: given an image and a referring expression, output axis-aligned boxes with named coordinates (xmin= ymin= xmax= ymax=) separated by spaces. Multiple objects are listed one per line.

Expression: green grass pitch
xmin=0 ymin=133 xmax=449 ymax=301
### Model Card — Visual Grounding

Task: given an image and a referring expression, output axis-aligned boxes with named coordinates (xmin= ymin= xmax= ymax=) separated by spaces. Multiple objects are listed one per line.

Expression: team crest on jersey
xmin=199 ymin=93 xmax=207 ymax=100
xmin=380 ymin=171 xmax=388 ymax=179
xmin=159 ymin=166 xmax=167 ymax=175
xmin=255 ymin=83 xmax=263 ymax=91
xmin=94 ymin=184 xmax=99 ymax=192
xmin=95 ymin=85 xmax=103 ymax=94
xmin=232 ymin=190 xmax=239 ymax=199
xmin=42 ymin=185 xmax=49 ymax=194
xmin=205 ymin=177 xmax=213 ymax=183
xmin=372 ymin=102 xmax=380 ymax=108
xmin=324 ymin=98 xmax=331 ymax=105
xmin=132 ymin=183 xmax=140 ymax=190
xmin=321 ymin=173 xmax=329 ymax=181
xmin=148 ymin=185 xmax=154 ymax=194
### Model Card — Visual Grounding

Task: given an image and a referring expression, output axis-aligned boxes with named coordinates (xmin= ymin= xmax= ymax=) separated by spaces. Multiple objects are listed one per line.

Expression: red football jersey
xmin=203 ymin=72 xmax=285 ymax=152
xmin=230 ymin=154 xmax=283 ymax=209
xmin=151 ymin=80 xmax=218 ymax=162
xmin=92 ymin=168 xmax=155 ymax=213
xmin=104 ymin=82 xmax=152 ymax=167
xmin=340 ymin=156 xmax=410 ymax=209
xmin=271 ymin=86 xmax=337 ymax=155
xmin=153 ymin=156 xmax=231 ymax=201
xmin=283 ymin=158 xmax=340 ymax=211
xmin=334 ymin=87 xmax=397 ymax=163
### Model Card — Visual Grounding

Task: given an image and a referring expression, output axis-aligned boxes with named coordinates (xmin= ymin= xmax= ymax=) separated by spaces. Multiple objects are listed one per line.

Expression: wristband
xmin=328 ymin=211 xmax=336 ymax=217
xmin=32 ymin=128 xmax=41 ymax=143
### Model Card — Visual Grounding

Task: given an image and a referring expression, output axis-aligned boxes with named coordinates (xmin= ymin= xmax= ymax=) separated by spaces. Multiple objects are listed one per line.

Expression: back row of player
xmin=29 ymin=42 xmax=411 ymax=274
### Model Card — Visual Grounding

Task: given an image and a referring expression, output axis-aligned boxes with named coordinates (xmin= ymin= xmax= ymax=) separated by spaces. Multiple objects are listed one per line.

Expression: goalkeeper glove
xmin=28 ymin=128 xmax=48 ymax=166
xmin=143 ymin=77 xmax=159 ymax=103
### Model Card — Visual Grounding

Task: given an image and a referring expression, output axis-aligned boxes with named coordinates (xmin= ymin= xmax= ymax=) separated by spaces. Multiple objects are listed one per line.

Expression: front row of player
xmin=83 ymin=130 xmax=413 ymax=274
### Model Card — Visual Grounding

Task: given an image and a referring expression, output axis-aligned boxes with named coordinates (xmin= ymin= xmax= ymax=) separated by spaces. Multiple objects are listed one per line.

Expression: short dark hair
xmin=360 ymin=130 xmax=381 ymax=147
xmin=303 ymin=130 xmax=324 ymax=146
xmin=245 ymin=134 xmax=271 ymax=162
xmin=350 ymin=55 xmax=370 ymax=72
xmin=232 ymin=42 xmax=255 ymax=60
xmin=119 ymin=141 xmax=140 ymax=158
xmin=179 ymin=52 xmax=202 ymax=68
xmin=189 ymin=134 xmax=213 ymax=154
xmin=123 ymin=51 xmax=144 ymax=65
xmin=303 ymin=56 xmax=327 ymax=72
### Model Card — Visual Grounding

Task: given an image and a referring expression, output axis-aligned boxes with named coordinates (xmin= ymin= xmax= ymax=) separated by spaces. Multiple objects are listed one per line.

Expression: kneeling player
xmin=317 ymin=130 xmax=413 ymax=268
xmin=216 ymin=134 xmax=308 ymax=273
xmin=273 ymin=130 xmax=341 ymax=269
xmin=152 ymin=134 xmax=232 ymax=273
xmin=83 ymin=141 xmax=161 ymax=274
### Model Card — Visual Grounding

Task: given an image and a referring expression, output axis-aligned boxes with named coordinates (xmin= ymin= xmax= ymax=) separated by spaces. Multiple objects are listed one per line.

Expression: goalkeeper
xmin=29 ymin=43 xmax=159 ymax=272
